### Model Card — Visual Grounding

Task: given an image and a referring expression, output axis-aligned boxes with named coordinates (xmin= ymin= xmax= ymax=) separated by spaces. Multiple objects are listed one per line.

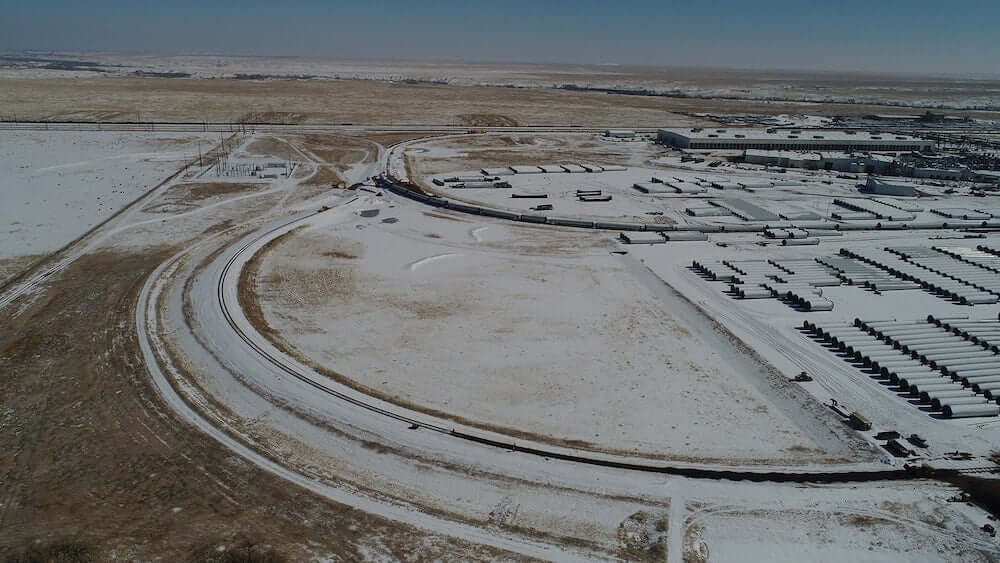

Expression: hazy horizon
xmin=3 ymin=0 xmax=998 ymax=76
xmin=6 ymin=50 xmax=1000 ymax=81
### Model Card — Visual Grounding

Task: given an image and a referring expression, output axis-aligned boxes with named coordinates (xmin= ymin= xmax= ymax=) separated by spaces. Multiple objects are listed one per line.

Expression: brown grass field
xmin=5 ymin=76 xmax=995 ymax=126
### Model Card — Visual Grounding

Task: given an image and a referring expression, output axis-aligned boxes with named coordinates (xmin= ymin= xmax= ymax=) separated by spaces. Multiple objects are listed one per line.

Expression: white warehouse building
xmin=658 ymin=128 xmax=933 ymax=152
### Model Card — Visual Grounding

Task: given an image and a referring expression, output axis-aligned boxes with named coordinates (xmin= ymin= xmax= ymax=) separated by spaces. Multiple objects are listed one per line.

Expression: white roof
xmin=745 ymin=149 xmax=823 ymax=160
xmin=510 ymin=165 xmax=543 ymax=174
xmin=866 ymin=177 xmax=924 ymax=189
xmin=633 ymin=182 xmax=672 ymax=193
xmin=481 ymin=167 xmax=514 ymax=176
xmin=664 ymin=128 xmax=927 ymax=143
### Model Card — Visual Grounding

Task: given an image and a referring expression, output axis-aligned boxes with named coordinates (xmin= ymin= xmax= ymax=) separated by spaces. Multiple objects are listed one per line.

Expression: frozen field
xmin=0 ymin=130 xmax=213 ymax=264
xmin=687 ymin=488 xmax=994 ymax=563
xmin=250 ymin=202 xmax=865 ymax=464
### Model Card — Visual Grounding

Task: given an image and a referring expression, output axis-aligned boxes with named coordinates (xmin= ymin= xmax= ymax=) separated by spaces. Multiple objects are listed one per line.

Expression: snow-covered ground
xmin=252 ymin=202 xmax=863 ymax=464
xmin=6 ymin=128 xmax=1000 ymax=559
xmin=0 ymin=130 xmax=214 ymax=262
xmin=400 ymin=135 xmax=1000 ymax=462
xmin=161 ymin=186 xmax=1000 ymax=560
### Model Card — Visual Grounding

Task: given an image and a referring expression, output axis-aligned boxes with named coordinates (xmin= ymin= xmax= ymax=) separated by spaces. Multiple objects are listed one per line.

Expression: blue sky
xmin=2 ymin=0 xmax=997 ymax=75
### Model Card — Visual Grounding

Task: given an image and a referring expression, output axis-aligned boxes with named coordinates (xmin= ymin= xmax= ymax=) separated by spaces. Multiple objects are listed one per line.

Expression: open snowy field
xmin=248 ymin=201 xmax=867 ymax=465
xmin=0 ymin=130 xmax=213 ymax=268
xmin=686 ymin=486 xmax=995 ymax=563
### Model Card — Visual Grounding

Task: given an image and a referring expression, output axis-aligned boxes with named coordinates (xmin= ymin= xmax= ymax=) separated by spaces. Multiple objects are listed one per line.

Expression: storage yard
xmin=626 ymin=233 xmax=1000 ymax=454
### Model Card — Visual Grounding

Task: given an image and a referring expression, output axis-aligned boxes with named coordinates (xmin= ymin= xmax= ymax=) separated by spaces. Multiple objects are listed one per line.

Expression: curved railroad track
xmin=209 ymin=189 xmax=945 ymax=484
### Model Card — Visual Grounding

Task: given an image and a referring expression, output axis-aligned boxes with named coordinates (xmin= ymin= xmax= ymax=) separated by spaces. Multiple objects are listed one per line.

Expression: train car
xmin=480 ymin=208 xmax=520 ymax=220
xmin=519 ymin=214 xmax=548 ymax=224
xmin=407 ymin=190 xmax=431 ymax=203
xmin=594 ymin=222 xmax=644 ymax=231
xmin=546 ymin=217 xmax=596 ymax=229
xmin=448 ymin=203 xmax=484 ymax=215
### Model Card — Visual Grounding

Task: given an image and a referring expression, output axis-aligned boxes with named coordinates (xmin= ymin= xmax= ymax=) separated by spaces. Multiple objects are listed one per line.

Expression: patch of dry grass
xmin=0 ymin=242 xmax=522 ymax=562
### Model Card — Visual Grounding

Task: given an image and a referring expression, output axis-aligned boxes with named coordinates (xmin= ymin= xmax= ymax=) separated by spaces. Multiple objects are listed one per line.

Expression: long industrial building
xmin=658 ymin=128 xmax=933 ymax=152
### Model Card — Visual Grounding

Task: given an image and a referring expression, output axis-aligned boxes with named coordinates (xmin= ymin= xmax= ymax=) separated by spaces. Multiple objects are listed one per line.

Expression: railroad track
xmin=210 ymin=196 xmax=953 ymax=484
xmin=377 ymin=175 xmax=1000 ymax=236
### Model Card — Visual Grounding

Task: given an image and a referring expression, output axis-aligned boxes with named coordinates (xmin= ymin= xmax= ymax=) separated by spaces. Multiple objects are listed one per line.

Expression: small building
xmin=579 ymin=194 xmax=612 ymax=202
xmin=537 ymin=165 xmax=566 ymax=173
xmin=481 ymin=167 xmax=514 ymax=176
xmin=911 ymin=167 xmax=966 ymax=181
xmin=818 ymin=152 xmax=861 ymax=172
xmin=860 ymin=177 xmax=921 ymax=197
xmin=972 ymin=170 xmax=1000 ymax=184
xmin=866 ymin=154 xmax=897 ymax=175
xmin=633 ymin=182 xmax=672 ymax=194
xmin=509 ymin=165 xmax=544 ymax=174
xmin=619 ymin=232 xmax=666 ymax=244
